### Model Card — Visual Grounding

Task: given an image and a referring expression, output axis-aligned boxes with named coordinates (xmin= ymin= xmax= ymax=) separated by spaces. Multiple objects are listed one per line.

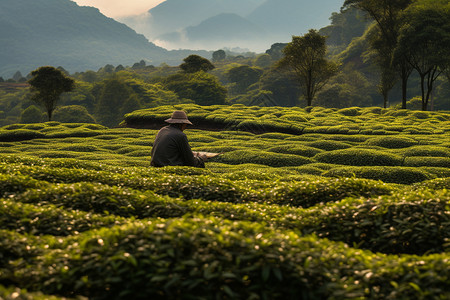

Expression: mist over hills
xmin=121 ymin=0 xmax=343 ymax=51
xmin=0 ymin=0 xmax=206 ymax=77
xmin=1 ymin=0 xmax=344 ymax=77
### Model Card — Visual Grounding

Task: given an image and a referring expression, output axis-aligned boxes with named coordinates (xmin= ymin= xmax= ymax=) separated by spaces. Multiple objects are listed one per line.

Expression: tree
xmin=164 ymin=72 xmax=227 ymax=106
xmin=94 ymin=77 xmax=134 ymax=127
xmin=226 ymin=65 xmax=263 ymax=94
xmin=53 ymin=105 xmax=96 ymax=123
xmin=265 ymin=43 xmax=287 ymax=60
xmin=180 ymin=55 xmax=215 ymax=73
xmin=343 ymin=0 xmax=413 ymax=109
xmin=278 ymin=30 xmax=339 ymax=106
xmin=259 ymin=68 xmax=302 ymax=107
xmin=212 ymin=50 xmax=226 ymax=62
xmin=394 ymin=0 xmax=450 ymax=110
xmin=28 ymin=66 xmax=75 ymax=121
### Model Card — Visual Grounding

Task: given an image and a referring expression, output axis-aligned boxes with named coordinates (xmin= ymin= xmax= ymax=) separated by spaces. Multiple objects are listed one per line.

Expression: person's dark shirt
xmin=150 ymin=125 xmax=203 ymax=167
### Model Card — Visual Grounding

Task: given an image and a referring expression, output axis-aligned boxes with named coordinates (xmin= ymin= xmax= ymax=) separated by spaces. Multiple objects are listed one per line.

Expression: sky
xmin=73 ymin=0 xmax=165 ymax=18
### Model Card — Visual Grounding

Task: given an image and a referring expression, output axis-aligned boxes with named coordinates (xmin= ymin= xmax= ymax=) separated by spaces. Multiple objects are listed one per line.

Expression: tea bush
xmin=404 ymin=156 xmax=450 ymax=168
xmin=314 ymin=148 xmax=403 ymax=166
xmin=11 ymin=218 xmax=450 ymax=300
xmin=364 ymin=136 xmax=418 ymax=148
xmin=0 ymin=129 xmax=46 ymax=142
xmin=0 ymin=106 xmax=449 ymax=299
xmin=0 ymin=199 xmax=125 ymax=236
xmin=258 ymin=177 xmax=394 ymax=208
xmin=305 ymin=140 xmax=352 ymax=151
xmin=297 ymin=189 xmax=450 ymax=255
xmin=323 ymin=166 xmax=433 ymax=184
xmin=215 ymin=150 xmax=313 ymax=167
xmin=401 ymin=145 xmax=450 ymax=157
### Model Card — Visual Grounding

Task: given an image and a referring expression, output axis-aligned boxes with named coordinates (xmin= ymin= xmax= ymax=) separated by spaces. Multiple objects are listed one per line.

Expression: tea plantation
xmin=0 ymin=104 xmax=449 ymax=299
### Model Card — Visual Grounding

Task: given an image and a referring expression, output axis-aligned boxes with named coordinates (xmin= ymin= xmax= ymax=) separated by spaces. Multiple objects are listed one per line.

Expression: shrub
xmin=0 ymin=174 xmax=47 ymax=197
xmin=0 ymin=129 xmax=46 ymax=142
xmin=305 ymin=140 xmax=352 ymax=151
xmin=412 ymin=177 xmax=450 ymax=190
xmin=53 ymin=105 xmax=96 ymax=123
xmin=13 ymin=218 xmax=450 ymax=300
xmin=15 ymin=182 xmax=176 ymax=219
xmin=0 ymin=199 xmax=124 ymax=236
xmin=337 ymin=107 xmax=361 ymax=116
xmin=364 ymin=136 xmax=418 ymax=148
xmin=404 ymin=157 xmax=450 ymax=168
xmin=20 ymin=105 xmax=44 ymax=123
xmin=216 ymin=150 xmax=313 ymax=167
xmin=314 ymin=148 xmax=403 ymax=166
xmin=323 ymin=166 xmax=433 ymax=184
xmin=267 ymin=144 xmax=323 ymax=157
xmin=402 ymin=146 xmax=450 ymax=157
xmin=260 ymin=177 xmax=394 ymax=208
xmin=298 ymin=189 xmax=450 ymax=255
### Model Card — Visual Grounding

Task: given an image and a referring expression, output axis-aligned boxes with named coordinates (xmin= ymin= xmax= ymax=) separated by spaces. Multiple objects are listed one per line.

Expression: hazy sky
xmin=73 ymin=0 xmax=165 ymax=18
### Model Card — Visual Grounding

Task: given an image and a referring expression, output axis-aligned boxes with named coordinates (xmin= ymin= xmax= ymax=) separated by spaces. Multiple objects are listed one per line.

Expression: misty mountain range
xmin=121 ymin=0 xmax=343 ymax=51
xmin=0 ymin=0 xmax=343 ymax=77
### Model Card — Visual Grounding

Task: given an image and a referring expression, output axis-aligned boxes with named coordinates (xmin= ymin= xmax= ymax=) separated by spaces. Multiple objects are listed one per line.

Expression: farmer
xmin=150 ymin=110 xmax=206 ymax=168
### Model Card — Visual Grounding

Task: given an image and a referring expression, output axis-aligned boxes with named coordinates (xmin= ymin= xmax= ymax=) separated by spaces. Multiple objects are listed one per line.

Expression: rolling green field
xmin=1 ymin=104 xmax=449 ymax=299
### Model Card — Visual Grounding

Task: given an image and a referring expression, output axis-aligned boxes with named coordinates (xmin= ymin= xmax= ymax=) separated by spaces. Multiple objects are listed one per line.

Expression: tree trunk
xmin=420 ymin=74 xmax=427 ymax=111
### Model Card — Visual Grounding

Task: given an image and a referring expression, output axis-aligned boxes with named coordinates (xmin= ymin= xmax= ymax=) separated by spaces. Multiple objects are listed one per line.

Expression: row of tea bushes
xmin=0 ymin=122 xmax=449 ymax=174
xmin=4 ymin=217 xmax=449 ymax=300
xmin=0 ymin=163 xmax=394 ymax=207
xmin=123 ymin=104 xmax=450 ymax=135
xmin=3 ymin=168 xmax=449 ymax=256
xmin=0 ymin=198 xmax=126 ymax=236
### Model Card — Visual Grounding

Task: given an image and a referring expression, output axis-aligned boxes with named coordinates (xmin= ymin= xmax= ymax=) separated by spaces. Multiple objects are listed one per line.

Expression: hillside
xmin=0 ymin=0 xmax=202 ymax=78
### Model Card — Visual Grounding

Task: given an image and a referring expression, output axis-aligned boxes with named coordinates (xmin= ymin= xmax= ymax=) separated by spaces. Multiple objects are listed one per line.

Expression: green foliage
xmin=364 ymin=136 xmax=418 ymax=148
xmin=0 ymin=104 xmax=449 ymax=299
xmin=216 ymin=149 xmax=313 ymax=167
xmin=324 ymin=166 xmax=433 ymax=184
xmin=28 ymin=66 xmax=75 ymax=121
xmin=53 ymin=105 xmax=96 ymax=123
xmin=20 ymin=105 xmax=44 ymax=124
xmin=180 ymin=55 xmax=215 ymax=73
xmin=279 ymin=29 xmax=339 ymax=106
xmin=164 ymin=72 xmax=227 ymax=106
xmin=315 ymin=148 xmax=403 ymax=166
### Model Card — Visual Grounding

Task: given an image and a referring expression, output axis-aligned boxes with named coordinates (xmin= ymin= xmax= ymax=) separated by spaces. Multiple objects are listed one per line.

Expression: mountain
xmin=157 ymin=13 xmax=267 ymax=50
xmin=0 ymin=0 xmax=188 ymax=77
xmin=120 ymin=0 xmax=343 ymax=51
xmin=247 ymin=0 xmax=343 ymax=40
xmin=120 ymin=0 xmax=265 ymax=40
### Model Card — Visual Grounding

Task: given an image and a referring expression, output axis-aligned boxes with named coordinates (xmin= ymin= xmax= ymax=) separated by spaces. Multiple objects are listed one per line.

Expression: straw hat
xmin=165 ymin=110 xmax=193 ymax=125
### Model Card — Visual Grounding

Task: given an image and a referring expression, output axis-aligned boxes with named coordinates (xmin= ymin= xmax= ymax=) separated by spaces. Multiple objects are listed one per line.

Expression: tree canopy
xmin=394 ymin=0 xmax=450 ymax=110
xmin=28 ymin=66 xmax=75 ymax=121
xmin=180 ymin=55 xmax=215 ymax=73
xmin=278 ymin=30 xmax=339 ymax=106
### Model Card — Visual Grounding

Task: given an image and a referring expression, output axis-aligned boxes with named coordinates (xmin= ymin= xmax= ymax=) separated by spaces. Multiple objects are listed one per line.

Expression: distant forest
xmin=0 ymin=1 xmax=449 ymax=128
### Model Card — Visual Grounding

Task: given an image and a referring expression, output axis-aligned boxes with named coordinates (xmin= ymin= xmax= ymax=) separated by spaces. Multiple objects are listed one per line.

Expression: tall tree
xmin=212 ymin=50 xmax=226 ymax=62
xmin=394 ymin=0 xmax=450 ymax=111
xmin=28 ymin=66 xmax=75 ymax=121
xmin=278 ymin=29 xmax=338 ymax=106
xmin=180 ymin=55 xmax=215 ymax=73
xmin=343 ymin=0 xmax=413 ymax=109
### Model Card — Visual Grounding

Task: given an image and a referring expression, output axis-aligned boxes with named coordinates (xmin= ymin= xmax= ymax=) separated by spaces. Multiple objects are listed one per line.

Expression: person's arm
xmin=178 ymin=134 xmax=205 ymax=168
